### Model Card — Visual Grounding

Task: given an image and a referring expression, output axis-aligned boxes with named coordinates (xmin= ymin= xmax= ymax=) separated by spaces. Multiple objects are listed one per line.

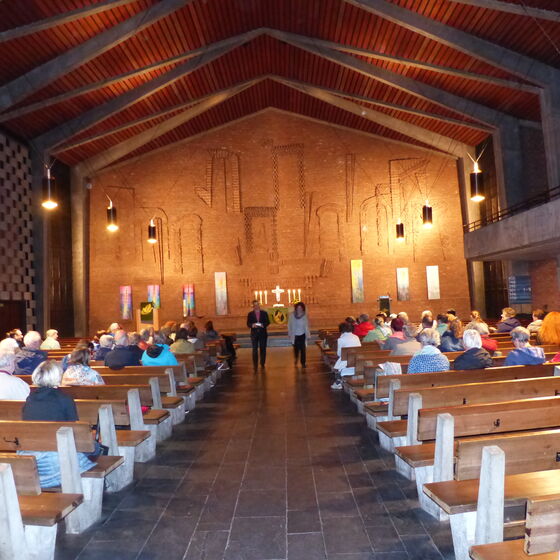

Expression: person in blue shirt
xmin=439 ymin=319 xmax=465 ymax=352
xmin=141 ymin=332 xmax=179 ymax=366
xmin=504 ymin=327 xmax=546 ymax=366
xmin=408 ymin=329 xmax=450 ymax=374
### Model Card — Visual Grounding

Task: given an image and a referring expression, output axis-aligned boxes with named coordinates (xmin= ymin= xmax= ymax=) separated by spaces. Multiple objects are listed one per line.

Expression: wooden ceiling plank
xmin=449 ymin=0 xmax=560 ymax=22
xmin=34 ymin=30 xmax=263 ymax=151
xmin=275 ymin=75 xmax=469 ymax=156
xmin=344 ymin=0 xmax=557 ymax=86
xmin=0 ymin=0 xmax=140 ymax=42
xmin=0 ymin=0 xmax=192 ymax=113
xmin=76 ymin=78 xmax=259 ymax=174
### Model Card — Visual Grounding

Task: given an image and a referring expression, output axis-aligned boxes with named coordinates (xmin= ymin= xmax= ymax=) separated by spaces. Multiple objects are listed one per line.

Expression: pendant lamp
xmin=106 ymin=196 xmax=118 ymax=232
xmin=422 ymin=202 xmax=433 ymax=228
xmin=41 ymin=167 xmax=58 ymax=210
xmin=147 ymin=218 xmax=157 ymax=244
xmin=470 ymin=161 xmax=485 ymax=202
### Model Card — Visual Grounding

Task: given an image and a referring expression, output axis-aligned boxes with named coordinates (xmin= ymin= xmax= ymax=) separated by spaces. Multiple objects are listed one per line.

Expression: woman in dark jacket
xmin=452 ymin=329 xmax=493 ymax=370
xmin=19 ymin=360 xmax=95 ymax=487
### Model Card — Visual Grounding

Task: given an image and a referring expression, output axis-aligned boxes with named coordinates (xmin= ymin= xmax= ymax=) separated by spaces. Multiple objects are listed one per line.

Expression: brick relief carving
xmin=345 ymin=154 xmax=355 ymax=222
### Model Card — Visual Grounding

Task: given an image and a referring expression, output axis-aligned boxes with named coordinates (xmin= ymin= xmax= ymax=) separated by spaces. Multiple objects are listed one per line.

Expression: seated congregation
xmin=0 ymin=319 xmax=235 ymax=559
xmin=318 ymin=306 xmax=560 ymax=560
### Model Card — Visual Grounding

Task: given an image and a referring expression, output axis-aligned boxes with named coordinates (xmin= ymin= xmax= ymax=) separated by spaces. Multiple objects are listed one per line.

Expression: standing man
xmin=247 ymin=300 xmax=270 ymax=370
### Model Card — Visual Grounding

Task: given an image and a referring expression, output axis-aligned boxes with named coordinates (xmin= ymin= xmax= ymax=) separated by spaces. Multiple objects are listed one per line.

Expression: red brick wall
xmin=530 ymin=259 xmax=560 ymax=311
xmin=89 ymin=109 xmax=471 ymax=332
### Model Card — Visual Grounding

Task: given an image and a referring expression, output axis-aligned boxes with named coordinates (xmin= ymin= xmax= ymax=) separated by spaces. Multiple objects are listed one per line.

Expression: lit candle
xmin=254 ymin=290 xmax=258 ymax=301
xmin=288 ymin=289 xmax=291 ymax=303
xmin=298 ymin=288 xmax=301 ymax=301
xmin=264 ymin=290 xmax=268 ymax=305
xmin=259 ymin=290 xmax=263 ymax=304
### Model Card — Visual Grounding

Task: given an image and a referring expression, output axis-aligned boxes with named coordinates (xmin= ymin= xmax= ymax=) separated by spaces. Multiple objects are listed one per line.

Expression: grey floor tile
xmin=322 ymin=517 xmax=373 ymax=555
xmin=226 ymin=516 xmax=286 ymax=560
xmin=288 ymin=532 xmax=327 ymax=560
xmin=288 ymin=508 xmax=322 ymax=533
xmin=236 ymin=488 xmax=287 ymax=517
xmin=184 ymin=530 xmax=230 ymax=560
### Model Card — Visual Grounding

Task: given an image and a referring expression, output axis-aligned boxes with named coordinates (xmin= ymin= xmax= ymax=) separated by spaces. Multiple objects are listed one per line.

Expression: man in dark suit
xmin=247 ymin=300 xmax=270 ymax=370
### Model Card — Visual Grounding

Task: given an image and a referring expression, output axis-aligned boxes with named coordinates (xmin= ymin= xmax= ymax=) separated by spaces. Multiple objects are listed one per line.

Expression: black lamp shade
xmin=106 ymin=206 xmax=118 ymax=229
xmin=422 ymin=204 xmax=433 ymax=226
xmin=470 ymin=171 xmax=485 ymax=202
xmin=148 ymin=223 xmax=157 ymax=243
xmin=396 ymin=222 xmax=405 ymax=240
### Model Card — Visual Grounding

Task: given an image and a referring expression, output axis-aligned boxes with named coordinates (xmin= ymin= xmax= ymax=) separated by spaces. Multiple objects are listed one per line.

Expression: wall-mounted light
xmin=396 ymin=221 xmax=405 ymax=242
xmin=147 ymin=218 xmax=157 ymax=244
xmin=470 ymin=160 xmax=485 ymax=202
xmin=422 ymin=201 xmax=433 ymax=228
xmin=41 ymin=166 xmax=58 ymax=210
xmin=106 ymin=195 xmax=118 ymax=232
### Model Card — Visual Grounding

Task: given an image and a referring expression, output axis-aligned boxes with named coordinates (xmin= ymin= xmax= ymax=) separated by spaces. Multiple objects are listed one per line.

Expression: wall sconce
xmin=41 ymin=166 xmax=58 ymax=210
xmin=396 ymin=221 xmax=405 ymax=242
xmin=147 ymin=218 xmax=157 ymax=244
xmin=106 ymin=196 xmax=118 ymax=232
xmin=422 ymin=202 xmax=433 ymax=228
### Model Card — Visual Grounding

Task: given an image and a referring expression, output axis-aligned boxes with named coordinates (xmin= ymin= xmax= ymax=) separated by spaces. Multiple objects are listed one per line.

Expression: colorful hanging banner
xmin=214 ymin=272 xmax=228 ymax=316
xmin=182 ymin=284 xmax=195 ymax=317
xmin=119 ymin=285 xmax=132 ymax=320
xmin=147 ymin=284 xmax=160 ymax=309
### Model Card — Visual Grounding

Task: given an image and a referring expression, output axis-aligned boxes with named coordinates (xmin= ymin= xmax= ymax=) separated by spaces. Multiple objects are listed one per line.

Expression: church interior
xmin=1 ymin=1 xmax=560 ymax=559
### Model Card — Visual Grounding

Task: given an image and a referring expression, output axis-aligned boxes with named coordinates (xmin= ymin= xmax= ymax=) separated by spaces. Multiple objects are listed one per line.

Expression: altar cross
xmin=271 ymin=284 xmax=285 ymax=303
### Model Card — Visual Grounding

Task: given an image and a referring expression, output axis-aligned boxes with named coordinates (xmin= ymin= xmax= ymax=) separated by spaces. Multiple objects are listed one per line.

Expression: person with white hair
xmin=40 ymin=329 xmax=61 ymax=350
xmin=0 ymin=337 xmax=19 ymax=353
xmin=94 ymin=334 xmax=114 ymax=361
xmin=108 ymin=322 xmax=122 ymax=335
xmin=452 ymin=329 xmax=494 ymax=370
xmin=14 ymin=331 xmax=47 ymax=375
xmin=104 ymin=331 xmax=140 ymax=370
xmin=0 ymin=352 xmax=30 ymax=399
xmin=504 ymin=327 xmax=546 ymax=366
xmin=408 ymin=329 xmax=450 ymax=374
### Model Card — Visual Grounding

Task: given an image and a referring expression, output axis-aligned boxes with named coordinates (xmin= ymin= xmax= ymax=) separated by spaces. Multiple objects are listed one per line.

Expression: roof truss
xmin=448 ymin=0 xmax=560 ymax=22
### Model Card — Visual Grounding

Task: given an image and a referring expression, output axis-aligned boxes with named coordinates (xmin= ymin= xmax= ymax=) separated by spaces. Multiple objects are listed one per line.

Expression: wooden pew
xmin=0 ymin=400 xmax=149 ymax=491
xmin=364 ymin=363 xmax=558 ymax=431
xmin=0 ymin=459 xmax=82 ymax=559
xmin=0 ymin=421 xmax=123 ymax=534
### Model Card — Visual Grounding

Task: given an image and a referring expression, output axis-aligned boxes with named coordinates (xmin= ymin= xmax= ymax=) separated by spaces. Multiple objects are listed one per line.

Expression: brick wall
xmin=89 ymin=109 xmax=471 ymax=332
xmin=0 ymin=132 xmax=35 ymax=330
xmin=530 ymin=259 xmax=560 ymax=311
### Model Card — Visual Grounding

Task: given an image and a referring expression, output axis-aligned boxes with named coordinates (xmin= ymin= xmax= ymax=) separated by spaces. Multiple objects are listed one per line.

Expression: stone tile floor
xmin=55 ymin=347 xmax=455 ymax=559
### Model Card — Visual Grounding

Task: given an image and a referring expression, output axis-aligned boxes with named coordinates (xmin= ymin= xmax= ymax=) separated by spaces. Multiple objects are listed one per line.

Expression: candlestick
xmin=288 ymin=289 xmax=291 ymax=303
xmin=264 ymin=290 xmax=268 ymax=305
xmin=298 ymin=288 xmax=301 ymax=301
xmin=254 ymin=290 xmax=258 ymax=301
xmin=259 ymin=290 xmax=263 ymax=304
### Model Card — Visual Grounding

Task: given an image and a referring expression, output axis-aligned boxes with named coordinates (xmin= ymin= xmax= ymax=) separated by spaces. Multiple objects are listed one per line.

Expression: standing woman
xmin=288 ymin=302 xmax=311 ymax=368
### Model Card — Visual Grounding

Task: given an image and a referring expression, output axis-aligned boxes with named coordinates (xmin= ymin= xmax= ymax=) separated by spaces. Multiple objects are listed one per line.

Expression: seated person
xmin=435 ymin=314 xmax=449 ymax=336
xmin=386 ymin=323 xmax=421 ymax=356
xmin=170 ymin=328 xmax=196 ymax=354
xmin=408 ymin=329 xmax=450 ymax=374
xmin=62 ymin=348 xmax=104 ymax=386
xmin=40 ymin=329 xmax=60 ymax=350
xmin=494 ymin=307 xmax=521 ymax=333
xmin=465 ymin=310 xmax=490 ymax=333
xmin=94 ymin=334 xmax=113 ymax=361
xmin=331 ymin=321 xmax=361 ymax=390
xmin=527 ymin=309 xmax=545 ymax=334
xmin=127 ymin=332 xmax=144 ymax=364
xmin=142 ymin=332 xmax=179 ymax=366
xmin=537 ymin=312 xmax=560 ymax=359
xmin=138 ymin=328 xmax=152 ymax=351
xmin=19 ymin=360 xmax=96 ymax=488
xmin=201 ymin=321 xmax=220 ymax=342
xmin=4 ymin=328 xmax=23 ymax=350
xmin=353 ymin=314 xmax=374 ymax=338
xmin=14 ymin=331 xmax=47 ymax=375
xmin=505 ymin=327 xmax=546 ymax=366
xmin=0 ymin=351 xmax=30 ymax=399
xmin=362 ymin=314 xmax=391 ymax=343
xmin=416 ymin=315 xmax=435 ymax=339
xmin=104 ymin=331 xmax=140 ymax=370
xmin=467 ymin=321 xmax=498 ymax=354
xmin=439 ymin=319 xmax=465 ymax=353
xmin=187 ymin=326 xmax=205 ymax=351
xmin=452 ymin=329 xmax=493 ymax=370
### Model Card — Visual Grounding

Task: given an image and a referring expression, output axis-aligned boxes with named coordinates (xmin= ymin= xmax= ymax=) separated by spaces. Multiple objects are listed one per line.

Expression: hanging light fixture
xmin=41 ymin=165 xmax=58 ymax=210
xmin=422 ymin=201 xmax=433 ymax=228
xmin=147 ymin=218 xmax=157 ymax=244
xmin=396 ymin=221 xmax=405 ymax=242
xmin=470 ymin=160 xmax=485 ymax=202
xmin=106 ymin=195 xmax=118 ymax=232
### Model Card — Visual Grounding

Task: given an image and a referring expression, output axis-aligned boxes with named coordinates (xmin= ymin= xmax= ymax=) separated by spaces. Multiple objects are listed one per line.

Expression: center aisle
xmin=57 ymin=347 xmax=453 ymax=560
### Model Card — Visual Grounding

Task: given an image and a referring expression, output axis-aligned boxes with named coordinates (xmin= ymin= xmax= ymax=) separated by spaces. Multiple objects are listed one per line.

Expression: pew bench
xmin=0 ymin=421 xmax=123 ymax=534
xmin=0 ymin=400 xmax=149 ymax=490
xmin=0 ymin=460 xmax=83 ymax=560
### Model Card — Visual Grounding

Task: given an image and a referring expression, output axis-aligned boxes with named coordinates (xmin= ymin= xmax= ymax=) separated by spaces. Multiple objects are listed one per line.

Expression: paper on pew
xmin=379 ymin=362 xmax=402 ymax=375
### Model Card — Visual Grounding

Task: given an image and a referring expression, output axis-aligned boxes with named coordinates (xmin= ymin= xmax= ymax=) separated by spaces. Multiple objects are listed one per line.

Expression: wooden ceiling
xmin=0 ymin=0 xmax=558 ymax=171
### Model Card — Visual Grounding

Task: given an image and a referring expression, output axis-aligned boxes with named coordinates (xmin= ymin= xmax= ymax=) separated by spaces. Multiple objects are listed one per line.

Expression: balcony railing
xmin=463 ymin=185 xmax=560 ymax=233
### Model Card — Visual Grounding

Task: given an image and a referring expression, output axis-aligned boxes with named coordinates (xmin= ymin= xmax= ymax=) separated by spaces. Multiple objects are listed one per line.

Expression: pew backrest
xmin=525 ymin=494 xmax=560 ymax=555
xmin=0 ymin=454 xmax=40 ymax=495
